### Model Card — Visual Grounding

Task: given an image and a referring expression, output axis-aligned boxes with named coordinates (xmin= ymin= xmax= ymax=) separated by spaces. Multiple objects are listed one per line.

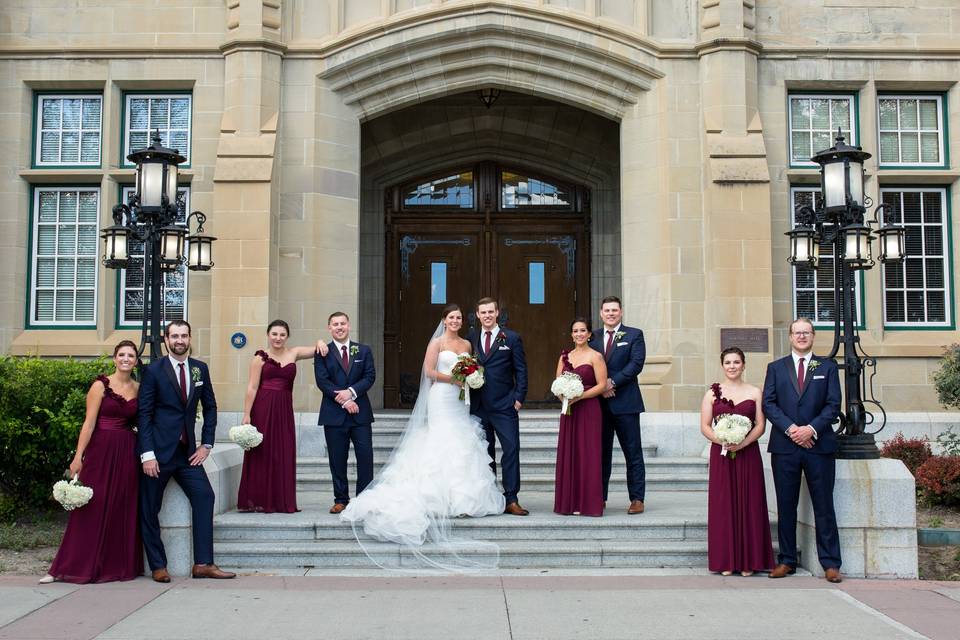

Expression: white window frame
xmin=117 ymin=186 xmax=190 ymax=328
xmin=877 ymin=95 xmax=945 ymax=167
xmin=122 ymin=93 xmax=192 ymax=166
xmin=880 ymin=187 xmax=951 ymax=328
xmin=790 ymin=186 xmax=863 ymax=328
xmin=787 ymin=94 xmax=857 ymax=167
xmin=29 ymin=187 xmax=100 ymax=327
xmin=34 ymin=94 xmax=103 ymax=167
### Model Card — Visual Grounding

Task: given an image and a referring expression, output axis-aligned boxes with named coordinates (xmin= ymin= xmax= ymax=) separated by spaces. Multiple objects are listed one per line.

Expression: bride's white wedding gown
xmin=340 ymin=350 xmax=506 ymax=546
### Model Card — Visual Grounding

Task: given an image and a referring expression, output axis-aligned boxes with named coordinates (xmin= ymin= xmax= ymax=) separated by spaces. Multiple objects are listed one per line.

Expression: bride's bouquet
xmin=551 ymin=371 xmax=584 ymax=416
xmin=451 ymin=355 xmax=485 ymax=405
xmin=52 ymin=476 xmax=93 ymax=511
xmin=229 ymin=423 xmax=264 ymax=450
xmin=712 ymin=413 xmax=753 ymax=459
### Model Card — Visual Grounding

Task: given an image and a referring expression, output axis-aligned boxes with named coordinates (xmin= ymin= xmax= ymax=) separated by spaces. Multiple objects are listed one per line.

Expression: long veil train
xmin=339 ymin=321 xmax=503 ymax=572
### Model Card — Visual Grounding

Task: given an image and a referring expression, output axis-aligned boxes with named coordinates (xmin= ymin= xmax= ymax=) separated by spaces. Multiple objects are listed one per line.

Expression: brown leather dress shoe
xmin=329 ymin=503 xmax=347 ymax=514
xmin=824 ymin=568 xmax=843 ymax=583
xmin=191 ymin=564 xmax=236 ymax=579
xmin=627 ymin=500 xmax=645 ymax=514
xmin=769 ymin=564 xmax=796 ymax=579
xmin=151 ymin=568 xmax=171 ymax=583
xmin=504 ymin=502 xmax=530 ymax=516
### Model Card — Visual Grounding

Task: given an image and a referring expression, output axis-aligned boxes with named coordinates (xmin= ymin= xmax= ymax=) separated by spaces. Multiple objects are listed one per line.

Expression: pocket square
xmin=194 ymin=381 xmax=204 ymax=387
xmin=616 ymin=341 xmax=628 ymax=346
xmin=498 ymin=346 xmax=511 ymax=351
xmin=813 ymin=375 xmax=825 ymax=380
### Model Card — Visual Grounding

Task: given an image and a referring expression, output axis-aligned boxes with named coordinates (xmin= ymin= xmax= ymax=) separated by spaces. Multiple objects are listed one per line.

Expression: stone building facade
xmin=1 ymin=0 xmax=958 ymax=414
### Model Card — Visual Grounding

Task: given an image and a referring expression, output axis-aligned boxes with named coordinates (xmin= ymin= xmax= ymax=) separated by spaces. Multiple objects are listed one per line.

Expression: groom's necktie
xmin=178 ymin=362 xmax=188 ymax=444
xmin=797 ymin=357 xmax=806 ymax=393
xmin=340 ymin=345 xmax=350 ymax=371
xmin=484 ymin=331 xmax=492 ymax=355
xmin=605 ymin=331 xmax=614 ymax=359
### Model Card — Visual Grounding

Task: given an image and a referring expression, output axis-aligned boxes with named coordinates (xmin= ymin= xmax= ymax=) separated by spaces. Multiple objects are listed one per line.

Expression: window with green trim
xmin=123 ymin=94 xmax=192 ymax=165
xmin=34 ymin=94 xmax=102 ymax=167
xmin=29 ymin=187 xmax=100 ymax=326
xmin=877 ymin=95 xmax=945 ymax=167
xmin=117 ymin=186 xmax=189 ymax=327
xmin=881 ymin=188 xmax=951 ymax=327
xmin=788 ymin=94 xmax=856 ymax=166
xmin=790 ymin=186 xmax=862 ymax=327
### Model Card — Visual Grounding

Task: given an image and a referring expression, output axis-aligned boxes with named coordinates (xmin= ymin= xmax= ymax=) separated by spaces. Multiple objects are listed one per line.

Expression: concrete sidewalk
xmin=2 ymin=573 xmax=959 ymax=640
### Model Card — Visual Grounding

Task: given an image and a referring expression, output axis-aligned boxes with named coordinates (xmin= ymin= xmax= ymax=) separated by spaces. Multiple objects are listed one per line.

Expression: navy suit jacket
xmin=137 ymin=357 xmax=217 ymax=465
xmin=762 ymin=354 xmax=842 ymax=455
xmin=590 ymin=324 xmax=646 ymax=415
xmin=469 ymin=327 xmax=528 ymax=415
xmin=314 ymin=341 xmax=376 ymax=426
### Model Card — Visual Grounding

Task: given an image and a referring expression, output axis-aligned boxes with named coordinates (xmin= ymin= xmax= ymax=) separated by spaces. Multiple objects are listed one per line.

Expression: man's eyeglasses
xmin=791 ymin=331 xmax=813 ymax=337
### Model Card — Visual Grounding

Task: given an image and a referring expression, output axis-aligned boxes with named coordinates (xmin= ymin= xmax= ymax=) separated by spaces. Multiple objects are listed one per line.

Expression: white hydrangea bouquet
xmin=551 ymin=371 xmax=584 ymax=416
xmin=712 ymin=413 xmax=753 ymax=459
xmin=451 ymin=354 xmax=485 ymax=406
xmin=52 ymin=476 xmax=93 ymax=511
xmin=229 ymin=424 xmax=264 ymax=450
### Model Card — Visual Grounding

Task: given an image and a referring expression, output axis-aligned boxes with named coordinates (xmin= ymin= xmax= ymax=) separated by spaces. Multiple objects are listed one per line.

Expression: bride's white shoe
xmin=38 ymin=574 xmax=56 ymax=584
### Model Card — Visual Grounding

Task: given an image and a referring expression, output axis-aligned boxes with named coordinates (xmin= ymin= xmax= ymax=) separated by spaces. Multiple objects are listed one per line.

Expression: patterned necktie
xmin=340 ymin=345 xmax=349 ymax=371
xmin=484 ymin=331 xmax=492 ymax=355
xmin=605 ymin=331 xmax=614 ymax=358
xmin=797 ymin=357 xmax=806 ymax=392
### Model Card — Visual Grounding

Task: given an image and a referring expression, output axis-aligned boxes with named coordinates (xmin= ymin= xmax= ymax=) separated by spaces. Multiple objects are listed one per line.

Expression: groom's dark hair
xmin=165 ymin=319 xmax=191 ymax=335
xmin=327 ymin=311 xmax=349 ymax=324
xmin=476 ymin=297 xmax=498 ymax=310
xmin=600 ymin=295 xmax=622 ymax=308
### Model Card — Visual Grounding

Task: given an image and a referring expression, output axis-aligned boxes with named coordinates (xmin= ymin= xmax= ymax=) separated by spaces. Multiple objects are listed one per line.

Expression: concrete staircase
xmin=214 ymin=412 xmax=715 ymax=572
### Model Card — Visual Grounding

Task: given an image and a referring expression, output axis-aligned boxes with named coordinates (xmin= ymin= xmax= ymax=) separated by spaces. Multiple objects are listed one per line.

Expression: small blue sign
xmin=231 ymin=332 xmax=247 ymax=349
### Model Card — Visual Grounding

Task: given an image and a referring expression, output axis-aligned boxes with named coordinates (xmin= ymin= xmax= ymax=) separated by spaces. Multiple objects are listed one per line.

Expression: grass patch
xmin=0 ymin=512 xmax=66 ymax=552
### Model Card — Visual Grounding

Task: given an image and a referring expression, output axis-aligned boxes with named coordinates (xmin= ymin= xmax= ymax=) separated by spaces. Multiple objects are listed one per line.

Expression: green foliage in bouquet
xmin=933 ymin=344 xmax=960 ymax=411
xmin=0 ymin=355 xmax=112 ymax=520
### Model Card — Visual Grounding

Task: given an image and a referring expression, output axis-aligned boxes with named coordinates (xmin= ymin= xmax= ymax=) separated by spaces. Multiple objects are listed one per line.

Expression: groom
xmin=470 ymin=297 xmax=529 ymax=516
xmin=314 ymin=311 xmax=376 ymax=514
xmin=762 ymin=317 xmax=843 ymax=583
xmin=138 ymin=320 xmax=234 ymax=581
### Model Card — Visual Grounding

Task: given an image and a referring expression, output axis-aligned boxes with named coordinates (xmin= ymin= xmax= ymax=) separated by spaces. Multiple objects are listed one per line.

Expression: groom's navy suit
xmin=137 ymin=357 xmax=218 ymax=571
xmin=314 ymin=341 xmax=376 ymax=505
xmin=762 ymin=354 xmax=842 ymax=570
xmin=590 ymin=324 xmax=646 ymax=502
xmin=469 ymin=326 xmax=527 ymax=504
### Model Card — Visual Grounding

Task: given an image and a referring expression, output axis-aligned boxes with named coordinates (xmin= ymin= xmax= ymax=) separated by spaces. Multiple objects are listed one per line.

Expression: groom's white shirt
xmin=332 ymin=339 xmax=358 ymax=400
xmin=140 ymin=355 xmax=190 ymax=464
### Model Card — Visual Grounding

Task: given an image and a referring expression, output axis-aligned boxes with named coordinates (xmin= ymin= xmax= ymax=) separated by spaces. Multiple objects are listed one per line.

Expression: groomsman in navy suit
xmin=762 ymin=317 xmax=843 ymax=583
xmin=315 ymin=311 xmax=376 ymax=514
xmin=469 ymin=297 xmax=529 ymax=516
xmin=591 ymin=296 xmax=647 ymax=514
xmin=138 ymin=320 xmax=235 ymax=581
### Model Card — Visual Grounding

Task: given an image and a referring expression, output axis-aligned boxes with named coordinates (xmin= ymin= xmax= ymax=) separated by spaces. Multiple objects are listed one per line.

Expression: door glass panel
xmin=501 ymin=171 xmax=571 ymax=208
xmin=403 ymin=172 xmax=473 ymax=208
xmin=528 ymin=262 xmax=545 ymax=304
xmin=430 ymin=262 xmax=447 ymax=304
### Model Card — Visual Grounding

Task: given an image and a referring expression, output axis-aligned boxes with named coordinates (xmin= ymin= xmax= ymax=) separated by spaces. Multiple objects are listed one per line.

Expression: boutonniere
xmin=807 ymin=359 xmax=821 ymax=371
xmin=191 ymin=366 xmax=201 ymax=382
xmin=349 ymin=345 xmax=360 ymax=357
xmin=614 ymin=331 xmax=626 ymax=341
xmin=496 ymin=332 xmax=507 ymax=344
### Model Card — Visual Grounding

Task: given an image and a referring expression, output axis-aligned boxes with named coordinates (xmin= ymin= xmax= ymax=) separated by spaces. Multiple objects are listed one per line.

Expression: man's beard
xmin=168 ymin=343 xmax=189 ymax=356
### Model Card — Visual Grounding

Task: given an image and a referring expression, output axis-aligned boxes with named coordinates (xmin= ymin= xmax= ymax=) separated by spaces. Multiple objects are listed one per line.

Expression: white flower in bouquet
xmin=551 ymin=371 xmax=584 ymax=416
xmin=52 ymin=476 xmax=93 ymax=511
xmin=464 ymin=368 xmax=485 ymax=391
xmin=229 ymin=423 xmax=264 ymax=450
xmin=712 ymin=413 xmax=753 ymax=459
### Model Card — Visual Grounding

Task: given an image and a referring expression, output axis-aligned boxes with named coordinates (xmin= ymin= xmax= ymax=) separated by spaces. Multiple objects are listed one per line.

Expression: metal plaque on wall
xmin=720 ymin=328 xmax=769 ymax=353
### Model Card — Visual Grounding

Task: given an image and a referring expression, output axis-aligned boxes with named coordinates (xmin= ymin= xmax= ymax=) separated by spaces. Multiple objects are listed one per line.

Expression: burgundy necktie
xmin=178 ymin=362 xmax=188 ymax=444
xmin=605 ymin=331 xmax=614 ymax=359
xmin=341 ymin=345 xmax=349 ymax=371
xmin=797 ymin=357 xmax=806 ymax=393
xmin=484 ymin=331 xmax=492 ymax=355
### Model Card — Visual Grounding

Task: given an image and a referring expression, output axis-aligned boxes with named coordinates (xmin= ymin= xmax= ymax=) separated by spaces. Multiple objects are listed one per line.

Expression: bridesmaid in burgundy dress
xmin=554 ymin=318 xmax=608 ymax=517
xmin=700 ymin=347 xmax=775 ymax=576
xmin=237 ymin=320 xmax=322 ymax=513
xmin=42 ymin=340 xmax=143 ymax=584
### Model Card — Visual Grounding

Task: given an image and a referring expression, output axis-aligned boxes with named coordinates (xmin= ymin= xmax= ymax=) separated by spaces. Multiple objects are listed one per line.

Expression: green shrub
xmin=934 ymin=344 xmax=960 ymax=410
xmin=0 ymin=355 xmax=113 ymax=519
xmin=936 ymin=427 xmax=960 ymax=457
xmin=880 ymin=432 xmax=933 ymax=476
xmin=916 ymin=455 xmax=960 ymax=507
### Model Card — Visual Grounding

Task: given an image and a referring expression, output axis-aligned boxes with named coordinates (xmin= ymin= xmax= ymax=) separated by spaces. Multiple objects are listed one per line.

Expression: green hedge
xmin=0 ymin=356 xmax=113 ymax=519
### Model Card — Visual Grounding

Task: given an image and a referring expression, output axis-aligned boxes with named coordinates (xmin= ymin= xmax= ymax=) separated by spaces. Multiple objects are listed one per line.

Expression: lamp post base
xmin=836 ymin=432 xmax=881 ymax=460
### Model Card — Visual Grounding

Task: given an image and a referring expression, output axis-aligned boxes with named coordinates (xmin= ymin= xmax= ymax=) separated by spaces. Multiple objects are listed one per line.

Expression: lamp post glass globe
xmin=100 ymin=224 xmax=129 ymax=268
xmin=877 ymin=224 xmax=905 ymax=263
xmin=842 ymin=223 xmax=873 ymax=268
xmin=786 ymin=226 xmax=818 ymax=267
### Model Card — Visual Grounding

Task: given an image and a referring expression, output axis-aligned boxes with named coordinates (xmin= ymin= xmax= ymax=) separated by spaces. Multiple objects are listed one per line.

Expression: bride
xmin=340 ymin=303 xmax=505 ymax=565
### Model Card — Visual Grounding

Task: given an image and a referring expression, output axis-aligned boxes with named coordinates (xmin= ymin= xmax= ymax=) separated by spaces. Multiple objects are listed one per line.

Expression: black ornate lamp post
xmin=787 ymin=131 xmax=906 ymax=459
xmin=100 ymin=131 xmax=216 ymax=360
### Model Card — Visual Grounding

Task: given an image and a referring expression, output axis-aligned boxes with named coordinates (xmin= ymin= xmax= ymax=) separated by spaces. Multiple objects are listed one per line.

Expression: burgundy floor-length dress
xmin=237 ymin=350 xmax=299 ymax=513
xmin=554 ymin=352 xmax=604 ymax=517
xmin=48 ymin=375 xmax=143 ymax=583
xmin=707 ymin=383 xmax=775 ymax=573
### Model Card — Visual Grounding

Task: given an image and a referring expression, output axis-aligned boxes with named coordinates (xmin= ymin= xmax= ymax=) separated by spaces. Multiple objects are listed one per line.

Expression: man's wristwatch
xmin=203 ymin=444 xmax=213 ymax=450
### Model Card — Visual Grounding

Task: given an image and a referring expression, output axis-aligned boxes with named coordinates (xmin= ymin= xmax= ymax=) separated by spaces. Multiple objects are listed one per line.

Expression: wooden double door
xmin=384 ymin=219 xmax=590 ymax=408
